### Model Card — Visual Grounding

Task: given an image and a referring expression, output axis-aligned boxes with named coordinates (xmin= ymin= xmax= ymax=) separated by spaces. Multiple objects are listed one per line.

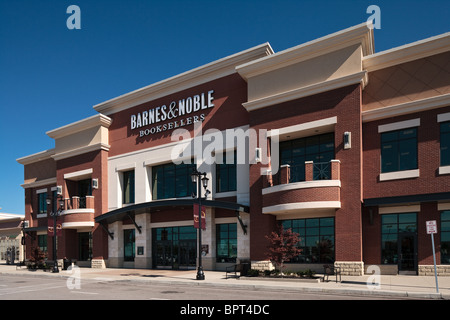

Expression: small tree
xmin=265 ymin=225 xmax=302 ymax=275
xmin=29 ymin=247 xmax=47 ymax=269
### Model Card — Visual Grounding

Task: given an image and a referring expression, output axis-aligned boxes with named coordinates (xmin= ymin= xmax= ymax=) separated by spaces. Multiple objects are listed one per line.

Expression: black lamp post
xmin=191 ymin=169 xmax=210 ymax=281
xmin=47 ymin=196 xmax=64 ymax=273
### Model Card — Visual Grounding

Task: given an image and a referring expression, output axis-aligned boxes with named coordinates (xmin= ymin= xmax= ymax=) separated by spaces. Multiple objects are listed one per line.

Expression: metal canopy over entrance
xmin=95 ymin=199 xmax=249 ymax=240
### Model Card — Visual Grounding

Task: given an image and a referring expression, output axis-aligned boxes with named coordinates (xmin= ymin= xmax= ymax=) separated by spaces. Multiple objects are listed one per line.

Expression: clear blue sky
xmin=0 ymin=0 xmax=449 ymax=215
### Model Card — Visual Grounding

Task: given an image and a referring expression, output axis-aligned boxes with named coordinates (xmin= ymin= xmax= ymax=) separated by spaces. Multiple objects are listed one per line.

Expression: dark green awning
xmin=95 ymin=199 xmax=249 ymax=238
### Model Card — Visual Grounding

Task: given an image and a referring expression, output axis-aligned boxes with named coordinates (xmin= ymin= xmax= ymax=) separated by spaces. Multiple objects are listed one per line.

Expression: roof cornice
xmin=236 ymin=22 xmax=374 ymax=81
xmin=92 ymin=43 xmax=274 ymax=116
xmin=46 ymin=114 xmax=112 ymax=140
xmin=363 ymin=32 xmax=450 ymax=72
xmin=16 ymin=149 xmax=55 ymax=165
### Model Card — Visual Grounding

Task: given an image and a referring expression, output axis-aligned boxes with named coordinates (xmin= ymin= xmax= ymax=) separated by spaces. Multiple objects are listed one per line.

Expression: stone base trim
xmin=335 ymin=261 xmax=364 ymax=276
xmin=419 ymin=265 xmax=450 ymax=276
xmin=91 ymin=259 xmax=106 ymax=269
xmin=251 ymin=260 xmax=274 ymax=271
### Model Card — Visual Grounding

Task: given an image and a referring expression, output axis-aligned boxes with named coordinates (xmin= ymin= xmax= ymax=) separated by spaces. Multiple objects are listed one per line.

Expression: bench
xmin=225 ymin=263 xmax=250 ymax=279
xmin=323 ymin=264 xmax=341 ymax=283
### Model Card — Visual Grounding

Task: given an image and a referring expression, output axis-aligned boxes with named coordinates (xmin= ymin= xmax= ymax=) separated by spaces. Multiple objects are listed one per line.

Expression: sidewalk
xmin=1 ymin=263 xmax=449 ymax=300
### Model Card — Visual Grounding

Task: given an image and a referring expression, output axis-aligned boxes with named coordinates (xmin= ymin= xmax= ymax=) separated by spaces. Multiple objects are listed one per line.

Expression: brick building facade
xmin=17 ymin=23 xmax=450 ymax=275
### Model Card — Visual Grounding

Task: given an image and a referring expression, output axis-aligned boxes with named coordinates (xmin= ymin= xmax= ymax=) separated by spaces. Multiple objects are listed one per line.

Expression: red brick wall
xmin=56 ymin=149 xmax=109 ymax=261
xmin=248 ymin=84 xmax=363 ymax=262
xmin=108 ymin=73 xmax=249 ymax=157
xmin=363 ymin=106 xmax=450 ymax=199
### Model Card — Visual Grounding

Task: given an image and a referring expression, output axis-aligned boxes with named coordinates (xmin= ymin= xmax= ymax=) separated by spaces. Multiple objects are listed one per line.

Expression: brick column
xmin=305 ymin=161 xmax=313 ymax=181
xmin=331 ymin=160 xmax=340 ymax=180
xmin=279 ymin=164 xmax=290 ymax=184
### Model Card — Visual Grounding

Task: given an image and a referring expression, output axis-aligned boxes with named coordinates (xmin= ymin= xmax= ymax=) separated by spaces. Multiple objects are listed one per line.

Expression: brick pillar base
xmin=251 ymin=260 xmax=274 ymax=271
xmin=335 ymin=261 xmax=364 ymax=276
xmin=91 ymin=258 xmax=106 ymax=269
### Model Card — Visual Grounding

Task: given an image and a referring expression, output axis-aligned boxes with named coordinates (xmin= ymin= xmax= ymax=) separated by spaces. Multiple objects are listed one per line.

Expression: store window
xmin=216 ymin=151 xmax=237 ymax=193
xmin=122 ymin=170 xmax=135 ymax=204
xmin=38 ymin=192 xmax=48 ymax=214
xmin=216 ymin=223 xmax=237 ymax=263
xmin=381 ymin=213 xmax=417 ymax=264
xmin=381 ymin=128 xmax=417 ymax=173
xmin=441 ymin=211 xmax=450 ymax=264
xmin=280 ymin=217 xmax=335 ymax=263
xmin=440 ymin=122 xmax=450 ymax=166
xmin=124 ymin=229 xmax=135 ymax=262
xmin=152 ymin=162 xmax=196 ymax=200
xmin=280 ymin=133 xmax=334 ymax=182
xmin=38 ymin=234 xmax=47 ymax=253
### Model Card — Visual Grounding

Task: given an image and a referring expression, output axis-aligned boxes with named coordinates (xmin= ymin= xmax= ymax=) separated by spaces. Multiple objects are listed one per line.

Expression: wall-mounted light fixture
xmin=344 ymin=132 xmax=351 ymax=149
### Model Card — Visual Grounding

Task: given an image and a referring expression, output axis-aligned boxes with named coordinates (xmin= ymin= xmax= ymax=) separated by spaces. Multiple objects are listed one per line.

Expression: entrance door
xmin=78 ymin=232 xmax=91 ymax=261
xmin=155 ymin=240 xmax=172 ymax=269
xmin=179 ymin=240 xmax=196 ymax=270
xmin=398 ymin=233 xmax=417 ymax=274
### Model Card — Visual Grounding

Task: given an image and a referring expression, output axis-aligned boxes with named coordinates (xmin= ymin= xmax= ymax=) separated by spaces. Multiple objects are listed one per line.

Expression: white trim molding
xmin=438 ymin=111 xmax=450 ymax=123
xmin=64 ymin=168 xmax=93 ymax=180
xmin=262 ymin=180 xmax=341 ymax=195
xmin=268 ymin=116 xmax=337 ymax=140
xmin=378 ymin=205 xmax=420 ymax=214
xmin=243 ymin=71 xmax=367 ymax=112
xmin=378 ymin=118 xmax=420 ymax=133
xmin=46 ymin=114 xmax=112 ymax=139
xmin=237 ymin=22 xmax=374 ymax=80
xmin=363 ymin=32 xmax=450 ymax=72
xmin=439 ymin=166 xmax=450 ymax=175
xmin=21 ymin=177 xmax=57 ymax=189
xmin=438 ymin=203 xmax=450 ymax=211
xmin=363 ymin=93 xmax=450 ymax=122
xmin=62 ymin=209 xmax=95 ymax=215
xmin=379 ymin=169 xmax=420 ymax=181
xmin=93 ymin=44 xmax=274 ymax=116
xmin=262 ymin=201 xmax=341 ymax=215
xmin=62 ymin=222 xmax=95 ymax=228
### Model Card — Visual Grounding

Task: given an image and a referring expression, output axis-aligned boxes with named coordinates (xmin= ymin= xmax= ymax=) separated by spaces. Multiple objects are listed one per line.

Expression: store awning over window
xmin=95 ymin=199 xmax=249 ymax=238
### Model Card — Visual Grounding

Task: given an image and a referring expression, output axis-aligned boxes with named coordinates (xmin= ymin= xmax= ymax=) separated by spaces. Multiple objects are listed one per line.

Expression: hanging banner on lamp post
xmin=193 ymin=203 xmax=206 ymax=230
xmin=48 ymin=218 xmax=62 ymax=237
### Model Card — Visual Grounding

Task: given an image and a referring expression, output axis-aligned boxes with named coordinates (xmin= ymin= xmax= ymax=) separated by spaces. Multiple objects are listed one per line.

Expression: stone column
xmin=134 ymin=213 xmax=151 ymax=268
xmin=107 ymin=220 xmax=123 ymax=268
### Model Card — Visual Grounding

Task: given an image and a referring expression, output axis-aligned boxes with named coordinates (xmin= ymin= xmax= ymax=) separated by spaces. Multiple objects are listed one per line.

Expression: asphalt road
xmin=0 ymin=274 xmax=413 ymax=301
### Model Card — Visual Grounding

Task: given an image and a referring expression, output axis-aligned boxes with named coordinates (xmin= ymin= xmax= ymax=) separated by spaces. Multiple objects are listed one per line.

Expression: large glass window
xmin=152 ymin=163 xmax=196 ymax=200
xmin=122 ymin=170 xmax=134 ymax=204
xmin=216 ymin=223 xmax=237 ymax=263
xmin=280 ymin=133 xmax=334 ymax=182
xmin=38 ymin=234 xmax=47 ymax=253
xmin=381 ymin=213 xmax=417 ymax=264
xmin=381 ymin=128 xmax=417 ymax=173
xmin=38 ymin=192 xmax=48 ymax=214
xmin=440 ymin=122 xmax=450 ymax=166
xmin=124 ymin=229 xmax=135 ymax=262
xmin=122 ymin=170 xmax=135 ymax=204
xmin=281 ymin=217 xmax=335 ymax=263
xmin=216 ymin=151 xmax=237 ymax=193
xmin=441 ymin=211 xmax=450 ymax=264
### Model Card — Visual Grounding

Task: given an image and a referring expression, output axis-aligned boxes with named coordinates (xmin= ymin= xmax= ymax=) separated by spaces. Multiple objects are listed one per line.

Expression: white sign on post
xmin=426 ymin=220 xmax=437 ymax=234
xmin=426 ymin=220 xmax=439 ymax=293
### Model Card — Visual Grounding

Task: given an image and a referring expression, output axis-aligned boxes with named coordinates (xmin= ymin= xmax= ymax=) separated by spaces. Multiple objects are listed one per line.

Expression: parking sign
xmin=426 ymin=220 xmax=437 ymax=234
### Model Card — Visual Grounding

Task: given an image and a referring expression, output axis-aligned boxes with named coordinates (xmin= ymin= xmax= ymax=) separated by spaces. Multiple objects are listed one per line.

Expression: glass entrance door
xmin=155 ymin=240 xmax=173 ymax=269
xmin=398 ymin=233 xmax=417 ymax=274
xmin=152 ymin=226 xmax=197 ymax=270
xmin=179 ymin=240 xmax=196 ymax=270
